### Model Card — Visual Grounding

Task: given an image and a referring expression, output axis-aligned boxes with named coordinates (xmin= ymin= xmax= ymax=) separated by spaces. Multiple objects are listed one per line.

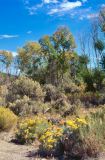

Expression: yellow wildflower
xmin=66 ymin=120 xmax=78 ymax=129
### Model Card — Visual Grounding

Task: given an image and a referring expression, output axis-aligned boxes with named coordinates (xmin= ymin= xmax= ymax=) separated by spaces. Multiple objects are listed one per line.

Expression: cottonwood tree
xmin=0 ymin=50 xmax=13 ymax=74
xmin=39 ymin=27 xmax=76 ymax=85
xmin=18 ymin=42 xmax=46 ymax=82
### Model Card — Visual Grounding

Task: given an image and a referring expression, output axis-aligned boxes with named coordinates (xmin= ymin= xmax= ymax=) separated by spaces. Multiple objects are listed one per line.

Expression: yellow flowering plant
xmin=16 ymin=114 xmax=88 ymax=153
xmin=39 ymin=125 xmax=63 ymax=150
xmin=66 ymin=118 xmax=87 ymax=129
xmin=16 ymin=115 xmax=50 ymax=144
xmin=0 ymin=107 xmax=17 ymax=131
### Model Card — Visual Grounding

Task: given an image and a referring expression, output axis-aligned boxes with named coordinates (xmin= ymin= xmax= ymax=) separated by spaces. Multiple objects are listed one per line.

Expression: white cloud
xmin=48 ymin=1 xmax=82 ymax=15
xmin=43 ymin=0 xmax=58 ymax=4
xmin=26 ymin=2 xmax=43 ymax=15
xmin=24 ymin=0 xmax=88 ymax=16
xmin=0 ymin=34 xmax=19 ymax=39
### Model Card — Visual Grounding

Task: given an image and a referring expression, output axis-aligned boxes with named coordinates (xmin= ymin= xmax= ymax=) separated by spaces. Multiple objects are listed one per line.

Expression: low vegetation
xmin=0 ymin=107 xmax=17 ymax=131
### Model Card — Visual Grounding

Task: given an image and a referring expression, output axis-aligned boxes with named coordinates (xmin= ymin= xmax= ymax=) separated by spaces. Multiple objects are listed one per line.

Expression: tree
xmin=77 ymin=54 xmax=90 ymax=76
xmin=18 ymin=27 xmax=76 ymax=86
xmin=39 ymin=26 xmax=76 ymax=85
xmin=94 ymin=39 xmax=104 ymax=58
xmin=0 ymin=50 xmax=13 ymax=74
xmin=18 ymin=42 xmax=41 ymax=72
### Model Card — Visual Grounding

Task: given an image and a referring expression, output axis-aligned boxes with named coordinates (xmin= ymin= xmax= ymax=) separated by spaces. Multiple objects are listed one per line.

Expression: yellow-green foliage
xmin=0 ymin=107 xmax=17 ymax=131
xmin=16 ymin=115 xmax=50 ymax=144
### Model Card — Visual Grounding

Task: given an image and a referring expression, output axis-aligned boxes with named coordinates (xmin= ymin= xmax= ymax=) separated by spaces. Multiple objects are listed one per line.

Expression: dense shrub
xmin=9 ymin=97 xmax=51 ymax=116
xmin=44 ymin=84 xmax=58 ymax=102
xmin=0 ymin=85 xmax=8 ymax=106
xmin=6 ymin=76 xmax=46 ymax=115
xmin=38 ymin=117 xmax=87 ymax=157
xmin=80 ymin=92 xmax=105 ymax=107
xmin=63 ymin=81 xmax=85 ymax=95
xmin=76 ymin=107 xmax=105 ymax=158
xmin=9 ymin=96 xmax=31 ymax=116
xmin=7 ymin=76 xmax=44 ymax=102
xmin=52 ymin=95 xmax=70 ymax=114
xmin=44 ymin=84 xmax=71 ymax=114
xmin=39 ymin=125 xmax=63 ymax=153
xmin=82 ymin=69 xmax=105 ymax=92
xmin=16 ymin=115 xmax=50 ymax=144
xmin=0 ymin=107 xmax=17 ymax=131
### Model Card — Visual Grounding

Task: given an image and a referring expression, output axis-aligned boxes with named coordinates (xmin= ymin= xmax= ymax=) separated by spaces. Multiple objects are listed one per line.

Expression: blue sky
xmin=0 ymin=0 xmax=104 ymax=56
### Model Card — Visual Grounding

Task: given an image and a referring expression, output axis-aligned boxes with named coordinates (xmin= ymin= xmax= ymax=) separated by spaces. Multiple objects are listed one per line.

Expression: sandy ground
xmin=0 ymin=140 xmax=36 ymax=160
xmin=0 ymin=132 xmax=105 ymax=160
xmin=0 ymin=132 xmax=39 ymax=160
xmin=0 ymin=132 xmax=56 ymax=160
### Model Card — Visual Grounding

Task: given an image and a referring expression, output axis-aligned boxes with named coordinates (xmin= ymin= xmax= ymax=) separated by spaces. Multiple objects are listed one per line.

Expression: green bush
xmin=9 ymin=97 xmax=50 ymax=116
xmin=52 ymin=94 xmax=70 ymax=114
xmin=63 ymin=81 xmax=85 ymax=95
xmin=44 ymin=84 xmax=58 ymax=102
xmin=0 ymin=107 xmax=17 ymax=131
xmin=82 ymin=69 xmax=105 ymax=92
xmin=6 ymin=77 xmax=46 ymax=116
xmin=0 ymin=85 xmax=8 ymax=106
xmin=7 ymin=76 xmax=44 ymax=102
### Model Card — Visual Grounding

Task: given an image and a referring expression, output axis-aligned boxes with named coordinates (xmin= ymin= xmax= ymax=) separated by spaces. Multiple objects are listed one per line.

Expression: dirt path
xmin=0 ymin=140 xmax=37 ymax=160
xmin=0 ymin=132 xmax=54 ymax=160
xmin=0 ymin=132 xmax=39 ymax=160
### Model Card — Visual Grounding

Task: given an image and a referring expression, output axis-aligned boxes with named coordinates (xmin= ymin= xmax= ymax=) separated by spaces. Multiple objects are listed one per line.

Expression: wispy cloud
xmin=48 ymin=1 xmax=82 ymax=15
xmin=79 ymin=13 xmax=99 ymax=20
xmin=0 ymin=34 xmax=19 ymax=39
xmin=43 ymin=0 xmax=58 ymax=4
xmin=23 ymin=0 xmax=86 ymax=16
xmin=87 ymin=13 xmax=99 ymax=19
xmin=23 ymin=0 xmax=99 ymax=21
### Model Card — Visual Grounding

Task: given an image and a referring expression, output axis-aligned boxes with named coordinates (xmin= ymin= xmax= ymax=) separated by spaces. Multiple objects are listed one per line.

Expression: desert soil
xmin=0 ymin=132 xmax=105 ymax=160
